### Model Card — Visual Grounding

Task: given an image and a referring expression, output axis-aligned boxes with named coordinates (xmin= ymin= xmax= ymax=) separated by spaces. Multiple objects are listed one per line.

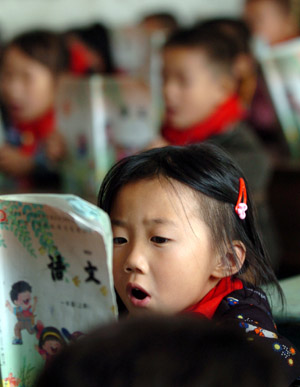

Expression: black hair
xmin=39 ymin=327 xmax=66 ymax=349
xmin=66 ymin=23 xmax=115 ymax=74
xmin=35 ymin=315 xmax=287 ymax=387
xmin=10 ymin=281 xmax=32 ymax=302
xmin=196 ymin=18 xmax=252 ymax=56
xmin=164 ymin=25 xmax=238 ymax=77
xmin=1 ymin=29 xmax=69 ymax=75
xmin=98 ymin=143 xmax=282 ymax=299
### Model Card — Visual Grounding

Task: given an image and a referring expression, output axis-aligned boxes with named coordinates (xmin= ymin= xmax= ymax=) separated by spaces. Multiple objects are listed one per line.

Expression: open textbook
xmin=56 ymin=75 xmax=158 ymax=201
xmin=0 ymin=194 xmax=117 ymax=386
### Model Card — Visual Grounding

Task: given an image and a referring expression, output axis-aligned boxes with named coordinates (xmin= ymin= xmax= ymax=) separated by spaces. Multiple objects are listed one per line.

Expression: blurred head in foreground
xmin=35 ymin=315 xmax=287 ymax=387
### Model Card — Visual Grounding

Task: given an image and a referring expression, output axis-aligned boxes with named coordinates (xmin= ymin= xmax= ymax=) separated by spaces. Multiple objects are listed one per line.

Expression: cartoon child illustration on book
xmin=5 ymin=280 xmax=42 ymax=345
xmin=36 ymin=327 xmax=66 ymax=366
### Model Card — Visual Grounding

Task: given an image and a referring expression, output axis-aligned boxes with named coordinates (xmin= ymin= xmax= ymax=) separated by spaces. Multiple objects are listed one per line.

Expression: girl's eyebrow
xmin=111 ymin=219 xmax=126 ymax=227
xmin=111 ymin=218 xmax=178 ymax=227
xmin=147 ymin=218 xmax=177 ymax=227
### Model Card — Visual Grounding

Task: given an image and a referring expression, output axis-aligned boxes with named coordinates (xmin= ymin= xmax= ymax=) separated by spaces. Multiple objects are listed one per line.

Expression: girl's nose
xmin=123 ymin=248 xmax=147 ymax=274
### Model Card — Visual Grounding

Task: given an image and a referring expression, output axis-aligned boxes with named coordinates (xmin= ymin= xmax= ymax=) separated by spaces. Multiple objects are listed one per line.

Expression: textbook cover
xmin=110 ymin=26 xmax=151 ymax=76
xmin=56 ymin=75 xmax=157 ymax=201
xmin=257 ymin=38 xmax=300 ymax=158
xmin=0 ymin=194 xmax=117 ymax=387
xmin=110 ymin=26 xmax=165 ymax=126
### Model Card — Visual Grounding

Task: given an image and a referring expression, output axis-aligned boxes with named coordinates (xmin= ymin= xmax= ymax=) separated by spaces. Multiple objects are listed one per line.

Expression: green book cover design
xmin=0 ymin=197 xmax=116 ymax=387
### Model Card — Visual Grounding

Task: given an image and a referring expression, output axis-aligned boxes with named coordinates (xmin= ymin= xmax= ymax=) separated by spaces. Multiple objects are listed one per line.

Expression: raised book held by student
xmin=56 ymin=75 xmax=158 ymax=201
xmin=0 ymin=194 xmax=117 ymax=386
xmin=256 ymin=37 xmax=300 ymax=158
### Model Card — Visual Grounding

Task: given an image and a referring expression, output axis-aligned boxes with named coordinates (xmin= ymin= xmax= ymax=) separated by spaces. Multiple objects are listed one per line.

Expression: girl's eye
xmin=113 ymin=237 xmax=127 ymax=245
xmin=151 ymin=236 xmax=169 ymax=244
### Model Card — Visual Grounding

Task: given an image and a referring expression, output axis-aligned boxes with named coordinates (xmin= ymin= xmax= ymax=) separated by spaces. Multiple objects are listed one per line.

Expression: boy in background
xmin=157 ymin=25 xmax=270 ymax=195
xmin=151 ymin=25 xmax=279 ymax=267
xmin=197 ymin=18 xmax=287 ymax=158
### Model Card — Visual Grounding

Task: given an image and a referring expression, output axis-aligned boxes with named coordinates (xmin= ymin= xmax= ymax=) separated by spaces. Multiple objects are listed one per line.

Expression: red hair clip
xmin=235 ymin=178 xmax=247 ymax=220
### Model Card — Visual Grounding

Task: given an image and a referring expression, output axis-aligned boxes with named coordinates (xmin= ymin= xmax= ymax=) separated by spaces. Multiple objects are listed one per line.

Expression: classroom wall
xmin=0 ymin=0 xmax=244 ymax=40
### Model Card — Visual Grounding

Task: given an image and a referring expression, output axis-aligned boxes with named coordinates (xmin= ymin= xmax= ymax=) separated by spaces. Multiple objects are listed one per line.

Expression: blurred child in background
xmin=157 ymin=25 xmax=270 ymax=190
xmin=150 ymin=25 xmax=280 ymax=267
xmin=196 ymin=18 xmax=256 ymax=109
xmin=0 ymin=30 xmax=69 ymax=191
xmin=245 ymin=0 xmax=299 ymax=46
xmin=198 ymin=18 xmax=288 ymax=158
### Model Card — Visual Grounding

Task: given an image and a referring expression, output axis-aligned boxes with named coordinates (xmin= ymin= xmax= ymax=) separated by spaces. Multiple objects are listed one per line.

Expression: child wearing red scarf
xmin=155 ymin=25 xmax=270 ymax=197
xmin=152 ymin=25 xmax=279 ymax=267
xmin=0 ymin=30 xmax=68 ymax=191
xmin=98 ymin=144 xmax=300 ymax=386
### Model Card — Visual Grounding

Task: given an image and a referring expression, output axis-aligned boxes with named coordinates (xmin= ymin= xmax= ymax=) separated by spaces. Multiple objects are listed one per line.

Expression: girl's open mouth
xmin=127 ymin=284 xmax=151 ymax=307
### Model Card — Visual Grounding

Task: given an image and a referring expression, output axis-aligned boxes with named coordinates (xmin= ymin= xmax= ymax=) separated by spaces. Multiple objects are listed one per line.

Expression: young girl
xmin=98 ymin=143 xmax=300 ymax=385
xmin=0 ymin=30 xmax=68 ymax=191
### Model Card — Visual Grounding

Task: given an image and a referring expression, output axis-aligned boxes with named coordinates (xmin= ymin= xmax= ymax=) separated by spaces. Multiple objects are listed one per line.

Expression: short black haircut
xmin=164 ymin=24 xmax=238 ymax=77
xmin=196 ymin=18 xmax=252 ymax=55
xmin=10 ymin=281 xmax=32 ymax=302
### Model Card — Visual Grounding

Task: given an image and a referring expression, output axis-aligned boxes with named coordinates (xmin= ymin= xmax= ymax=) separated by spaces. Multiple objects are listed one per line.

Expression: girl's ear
xmin=212 ymin=241 xmax=246 ymax=278
xmin=226 ymin=240 xmax=246 ymax=276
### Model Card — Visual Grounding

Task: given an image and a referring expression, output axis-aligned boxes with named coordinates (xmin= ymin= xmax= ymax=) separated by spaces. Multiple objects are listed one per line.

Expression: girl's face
xmin=162 ymin=47 xmax=228 ymax=129
xmin=0 ymin=47 xmax=56 ymax=122
xmin=111 ymin=177 xmax=224 ymax=316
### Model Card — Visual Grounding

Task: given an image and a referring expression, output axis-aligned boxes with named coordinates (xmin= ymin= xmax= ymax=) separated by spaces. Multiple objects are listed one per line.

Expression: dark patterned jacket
xmin=213 ymin=284 xmax=300 ymax=386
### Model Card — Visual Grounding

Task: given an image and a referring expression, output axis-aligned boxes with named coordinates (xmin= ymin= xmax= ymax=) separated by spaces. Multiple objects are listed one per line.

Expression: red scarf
xmin=185 ymin=277 xmax=243 ymax=319
xmin=14 ymin=109 xmax=55 ymax=156
xmin=161 ymin=94 xmax=245 ymax=146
